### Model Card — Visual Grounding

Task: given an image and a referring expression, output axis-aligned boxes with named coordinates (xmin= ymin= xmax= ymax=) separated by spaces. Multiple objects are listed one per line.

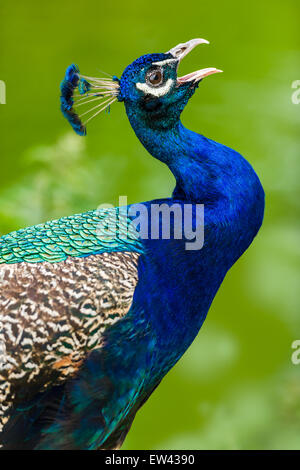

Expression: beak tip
xmin=194 ymin=38 xmax=210 ymax=45
xmin=167 ymin=38 xmax=210 ymax=59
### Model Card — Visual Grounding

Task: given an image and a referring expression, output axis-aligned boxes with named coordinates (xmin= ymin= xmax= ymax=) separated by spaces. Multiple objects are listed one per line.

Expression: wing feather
xmin=0 ymin=251 xmax=140 ymax=432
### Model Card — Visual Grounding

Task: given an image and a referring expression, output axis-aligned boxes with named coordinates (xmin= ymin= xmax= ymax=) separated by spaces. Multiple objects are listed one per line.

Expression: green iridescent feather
xmin=0 ymin=208 xmax=143 ymax=264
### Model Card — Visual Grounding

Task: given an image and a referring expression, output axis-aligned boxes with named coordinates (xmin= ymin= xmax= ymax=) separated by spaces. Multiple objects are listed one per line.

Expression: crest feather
xmin=60 ymin=64 xmax=119 ymax=135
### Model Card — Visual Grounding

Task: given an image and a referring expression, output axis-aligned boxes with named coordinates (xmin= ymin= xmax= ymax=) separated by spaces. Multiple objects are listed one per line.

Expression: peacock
xmin=0 ymin=39 xmax=264 ymax=449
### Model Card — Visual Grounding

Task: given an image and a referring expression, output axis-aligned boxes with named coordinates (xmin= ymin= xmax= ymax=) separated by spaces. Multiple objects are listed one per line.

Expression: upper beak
xmin=166 ymin=38 xmax=223 ymax=84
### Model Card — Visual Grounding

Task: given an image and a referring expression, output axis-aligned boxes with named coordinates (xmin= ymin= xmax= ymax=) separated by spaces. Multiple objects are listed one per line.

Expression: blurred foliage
xmin=0 ymin=0 xmax=299 ymax=450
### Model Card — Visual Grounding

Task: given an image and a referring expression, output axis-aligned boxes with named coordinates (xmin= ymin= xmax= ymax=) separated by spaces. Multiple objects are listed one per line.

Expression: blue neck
xmin=127 ymin=113 xmax=264 ymax=238
xmin=125 ymin=111 xmax=265 ymax=368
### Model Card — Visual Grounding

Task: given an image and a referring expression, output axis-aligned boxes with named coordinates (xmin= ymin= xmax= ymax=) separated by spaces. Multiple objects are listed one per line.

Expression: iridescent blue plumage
xmin=0 ymin=39 xmax=264 ymax=449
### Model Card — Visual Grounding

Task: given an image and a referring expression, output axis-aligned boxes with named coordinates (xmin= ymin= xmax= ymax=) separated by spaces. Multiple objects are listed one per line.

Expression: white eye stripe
xmin=136 ymin=78 xmax=174 ymax=97
xmin=152 ymin=58 xmax=177 ymax=67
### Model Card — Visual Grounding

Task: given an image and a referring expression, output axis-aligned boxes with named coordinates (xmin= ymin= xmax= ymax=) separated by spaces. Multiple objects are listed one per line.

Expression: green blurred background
xmin=0 ymin=0 xmax=299 ymax=450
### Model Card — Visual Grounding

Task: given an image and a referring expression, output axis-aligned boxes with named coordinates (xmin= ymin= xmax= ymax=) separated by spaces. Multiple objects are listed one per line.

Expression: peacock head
xmin=118 ymin=39 xmax=222 ymax=130
xmin=60 ymin=39 xmax=222 ymax=135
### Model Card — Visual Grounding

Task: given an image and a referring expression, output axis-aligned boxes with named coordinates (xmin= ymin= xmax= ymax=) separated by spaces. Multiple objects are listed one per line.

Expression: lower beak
xmin=166 ymin=38 xmax=222 ymax=85
xmin=177 ymin=67 xmax=222 ymax=84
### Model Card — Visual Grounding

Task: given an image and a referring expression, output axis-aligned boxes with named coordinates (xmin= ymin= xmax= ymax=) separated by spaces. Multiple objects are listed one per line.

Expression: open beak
xmin=166 ymin=38 xmax=222 ymax=85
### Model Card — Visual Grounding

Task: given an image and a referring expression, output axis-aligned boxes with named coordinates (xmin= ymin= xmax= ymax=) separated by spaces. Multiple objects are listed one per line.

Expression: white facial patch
xmin=136 ymin=78 xmax=174 ymax=97
xmin=151 ymin=58 xmax=177 ymax=67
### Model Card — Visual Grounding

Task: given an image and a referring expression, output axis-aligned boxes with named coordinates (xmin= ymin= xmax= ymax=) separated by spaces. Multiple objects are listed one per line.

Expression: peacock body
xmin=0 ymin=39 xmax=264 ymax=449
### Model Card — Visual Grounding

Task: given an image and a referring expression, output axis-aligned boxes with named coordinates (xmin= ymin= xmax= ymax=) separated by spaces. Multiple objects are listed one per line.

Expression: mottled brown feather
xmin=0 ymin=251 xmax=140 ymax=432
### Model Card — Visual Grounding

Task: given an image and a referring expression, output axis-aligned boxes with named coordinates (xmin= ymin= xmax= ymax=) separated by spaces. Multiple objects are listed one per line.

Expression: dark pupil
xmin=150 ymin=70 xmax=162 ymax=85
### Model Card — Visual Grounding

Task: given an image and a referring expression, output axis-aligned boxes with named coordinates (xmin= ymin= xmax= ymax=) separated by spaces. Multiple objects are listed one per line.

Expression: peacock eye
xmin=146 ymin=68 xmax=163 ymax=87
